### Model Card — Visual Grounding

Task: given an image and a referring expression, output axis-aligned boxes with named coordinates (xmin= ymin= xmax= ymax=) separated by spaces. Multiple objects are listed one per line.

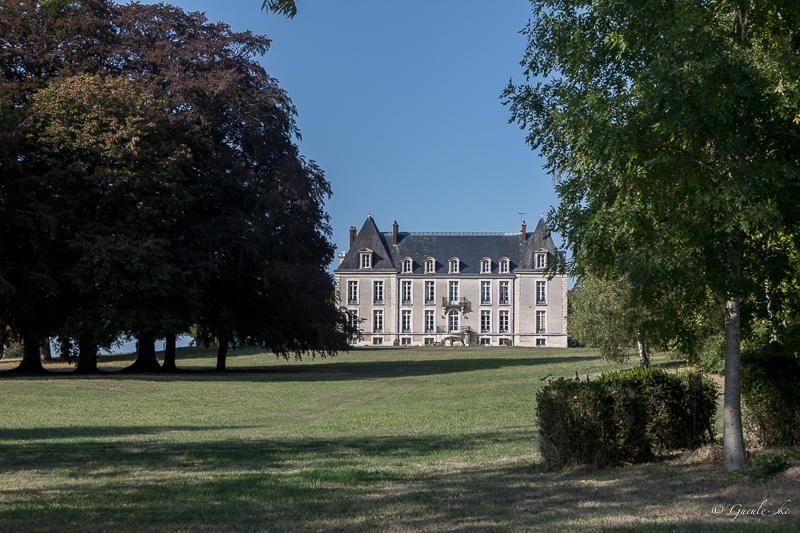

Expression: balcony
xmin=436 ymin=326 xmax=474 ymax=336
xmin=442 ymin=296 xmax=470 ymax=311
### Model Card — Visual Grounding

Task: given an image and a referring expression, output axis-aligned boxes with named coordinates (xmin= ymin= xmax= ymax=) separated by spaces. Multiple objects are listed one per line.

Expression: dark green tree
xmin=112 ymin=2 xmax=351 ymax=369
xmin=27 ymin=73 xmax=195 ymax=373
xmin=505 ymin=1 xmax=800 ymax=470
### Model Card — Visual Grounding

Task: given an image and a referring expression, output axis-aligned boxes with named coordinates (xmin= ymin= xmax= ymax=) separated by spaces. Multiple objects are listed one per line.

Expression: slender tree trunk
xmin=40 ymin=338 xmax=53 ymax=361
xmin=636 ymin=333 xmax=650 ymax=367
xmin=723 ymin=239 xmax=747 ymax=471
xmin=765 ymin=280 xmax=778 ymax=343
xmin=15 ymin=337 xmax=46 ymax=373
xmin=216 ymin=333 xmax=228 ymax=371
xmin=162 ymin=332 xmax=177 ymax=372
xmin=122 ymin=332 xmax=162 ymax=372
xmin=75 ymin=337 xmax=98 ymax=373
xmin=0 ymin=343 xmax=4 ymax=359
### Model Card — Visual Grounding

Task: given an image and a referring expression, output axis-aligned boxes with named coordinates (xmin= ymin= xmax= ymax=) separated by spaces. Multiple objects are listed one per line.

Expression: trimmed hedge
xmin=742 ymin=347 xmax=800 ymax=446
xmin=535 ymin=367 xmax=718 ymax=470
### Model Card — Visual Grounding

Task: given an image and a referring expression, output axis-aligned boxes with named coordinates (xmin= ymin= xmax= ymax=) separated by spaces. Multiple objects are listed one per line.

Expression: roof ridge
xmin=394 ymin=232 xmax=521 ymax=236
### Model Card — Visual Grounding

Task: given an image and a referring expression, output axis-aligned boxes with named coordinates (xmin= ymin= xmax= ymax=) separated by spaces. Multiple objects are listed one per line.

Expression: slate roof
xmin=336 ymin=216 xmax=558 ymax=274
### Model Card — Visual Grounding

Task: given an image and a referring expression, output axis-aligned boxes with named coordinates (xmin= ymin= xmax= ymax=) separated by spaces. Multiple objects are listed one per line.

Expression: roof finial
xmin=368 ymin=210 xmax=371 ymax=218
xmin=540 ymin=210 xmax=544 ymax=219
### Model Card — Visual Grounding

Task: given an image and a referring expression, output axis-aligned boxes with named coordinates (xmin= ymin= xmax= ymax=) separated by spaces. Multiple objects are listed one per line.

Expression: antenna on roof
xmin=518 ymin=212 xmax=527 ymax=223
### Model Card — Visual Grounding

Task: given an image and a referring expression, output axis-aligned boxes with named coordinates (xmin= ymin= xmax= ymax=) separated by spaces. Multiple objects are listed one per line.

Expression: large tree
xmin=505 ymin=1 xmax=800 ymax=470
xmin=112 ymin=2 xmax=351 ymax=369
xmin=27 ymin=73 xmax=195 ymax=373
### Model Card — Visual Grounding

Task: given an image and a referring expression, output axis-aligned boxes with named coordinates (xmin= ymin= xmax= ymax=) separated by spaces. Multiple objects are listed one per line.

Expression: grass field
xmin=1 ymin=346 xmax=798 ymax=532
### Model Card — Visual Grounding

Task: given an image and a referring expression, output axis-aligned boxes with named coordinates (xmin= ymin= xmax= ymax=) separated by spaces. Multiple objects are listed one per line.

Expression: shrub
xmin=741 ymin=345 xmax=800 ymax=446
xmin=536 ymin=376 xmax=651 ymax=469
xmin=536 ymin=367 xmax=718 ymax=469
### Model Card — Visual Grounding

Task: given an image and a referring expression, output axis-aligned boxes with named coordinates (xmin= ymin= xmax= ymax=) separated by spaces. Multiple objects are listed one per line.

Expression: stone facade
xmin=334 ymin=216 xmax=568 ymax=347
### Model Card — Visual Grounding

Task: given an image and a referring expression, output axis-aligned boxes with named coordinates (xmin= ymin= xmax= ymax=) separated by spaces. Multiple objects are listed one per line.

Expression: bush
xmin=535 ymin=367 xmax=718 ymax=470
xmin=741 ymin=345 xmax=800 ymax=446
xmin=536 ymin=377 xmax=651 ymax=469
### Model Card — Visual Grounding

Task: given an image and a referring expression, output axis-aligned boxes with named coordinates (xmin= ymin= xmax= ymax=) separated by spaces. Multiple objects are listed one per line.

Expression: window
xmin=360 ymin=252 xmax=372 ymax=269
xmin=348 ymin=310 xmax=359 ymax=342
xmin=424 ymin=337 xmax=435 ymax=345
xmin=425 ymin=258 xmax=435 ymax=274
xmin=347 ymin=280 xmax=358 ymax=304
xmin=348 ymin=310 xmax=359 ymax=330
xmin=536 ymin=253 xmax=547 ymax=269
xmin=500 ymin=258 xmax=509 ymax=273
xmin=480 ymin=259 xmax=491 ymax=274
xmin=499 ymin=338 xmax=511 ymax=346
xmin=536 ymin=310 xmax=546 ymax=334
xmin=448 ymin=281 xmax=460 ymax=304
xmin=536 ymin=280 xmax=547 ymax=305
xmin=424 ymin=309 xmax=435 ymax=333
xmin=481 ymin=281 xmax=491 ymax=305
xmin=536 ymin=338 xmax=546 ymax=347
xmin=448 ymin=309 xmax=460 ymax=332
xmin=424 ymin=281 xmax=435 ymax=304
xmin=449 ymin=258 xmax=460 ymax=273
xmin=373 ymin=281 xmax=383 ymax=304
xmin=401 ymin=309 xmax=412 ymax=333
xmin=402 ymin=258 xmax=412 ymax=273
xmin=373 ymin=310 xmax=383 ymax=332
xmin=480 ymin=310 xmax=491 ymax=333
xmin=402 ymin=280 xmax=412 ymax=304
xmin=499 ymin=281 xmax=509 ymax=305
xmin=479 ymin=337 xmax=491 ymax=346
xmin=401 ymin=337 xmax=412 ymax=346
xmin=498 ymin=310 xmax=509 ymax=333
xmin=373 ymin=337 xmax=383 ymax=345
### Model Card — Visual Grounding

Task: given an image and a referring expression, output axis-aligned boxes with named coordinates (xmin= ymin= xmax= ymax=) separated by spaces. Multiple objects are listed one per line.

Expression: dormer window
xmin=424 ymin=258 xmax=435 ymax=274
xmin=449 ymin=258 xmax=460 ymax=274
xmin=480 ymin=258 xmax=491 ymax=274
xmin=402 ymin=258 xmax=412 ymax=274
xmin=499 ymin=258 xmax=510 ymax=274
xmin=359 ymin=249 xmax=373 ymax=269
xmin=536 ymin=253 xmax=547 ymax=269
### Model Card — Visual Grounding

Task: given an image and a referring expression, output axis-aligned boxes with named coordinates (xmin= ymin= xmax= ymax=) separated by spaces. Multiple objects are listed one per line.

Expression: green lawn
xmin=0 ymin=347 xmax=797 ymax=532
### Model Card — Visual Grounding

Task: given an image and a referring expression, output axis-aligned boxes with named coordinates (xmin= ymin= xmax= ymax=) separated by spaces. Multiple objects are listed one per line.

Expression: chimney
xmin=521 ymin=221 xmax=527 ymax=242
xmin=349 ymin=226 xmax=357 ymax=247
xmin=392 ymin=220 xmax=399 ymax=245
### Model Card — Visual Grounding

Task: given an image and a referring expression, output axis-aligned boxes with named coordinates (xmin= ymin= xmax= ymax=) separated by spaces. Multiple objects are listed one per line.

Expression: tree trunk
xmin=122 ymin=332 xmax=162 ymax=372
xmin=162 ymin=332 xmax=177 ymax=372
xmin=636 ymin=334 xmax=650 ymax=367
xmin=15 ymin=337 xmax=46 ymax=373
xmin=723 ymin=239 xmax=747 ymax=471
xmin=40 ymin=338 xmax=53 ymax=361
xmin=75 ymin=338 xmax=98 ymax=373
xmin=216 ymin=333 xmax=228 ymax=371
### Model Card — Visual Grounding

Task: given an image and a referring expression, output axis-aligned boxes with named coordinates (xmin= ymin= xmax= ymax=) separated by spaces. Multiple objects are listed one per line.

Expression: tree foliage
xmin=569 ymin=274 xmax=640 ymax=363
xmin=1 ymin=0 xmax=351 ymax=372
xmin=505 ymin=0 xmax=800 ymax=470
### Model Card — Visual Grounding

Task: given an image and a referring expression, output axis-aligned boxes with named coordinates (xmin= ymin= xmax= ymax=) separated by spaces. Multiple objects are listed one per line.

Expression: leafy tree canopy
xmin=505 ymin=0 xmax=800 ymax=470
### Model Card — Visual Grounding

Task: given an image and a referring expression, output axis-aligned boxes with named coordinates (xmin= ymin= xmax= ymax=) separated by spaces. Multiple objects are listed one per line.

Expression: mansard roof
xmin=518 ymin=216 xmax=558 ymax=270
xmin=336 ymin=216 xmax=558 ymax=274
xmin=337 ymin=216 xmax=396 ymax=271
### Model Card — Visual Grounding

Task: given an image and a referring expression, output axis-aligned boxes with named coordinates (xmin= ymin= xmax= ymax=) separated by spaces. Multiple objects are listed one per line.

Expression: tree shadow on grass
xmin=0 ymin=355 xmax=600 ymax=382
xmin=1 ymin=431 xmax=797 ymax=532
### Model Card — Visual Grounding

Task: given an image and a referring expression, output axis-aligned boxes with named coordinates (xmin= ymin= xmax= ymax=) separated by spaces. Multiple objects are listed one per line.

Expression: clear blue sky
xmin=144 ymin=0 xmax=558 ymax=261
